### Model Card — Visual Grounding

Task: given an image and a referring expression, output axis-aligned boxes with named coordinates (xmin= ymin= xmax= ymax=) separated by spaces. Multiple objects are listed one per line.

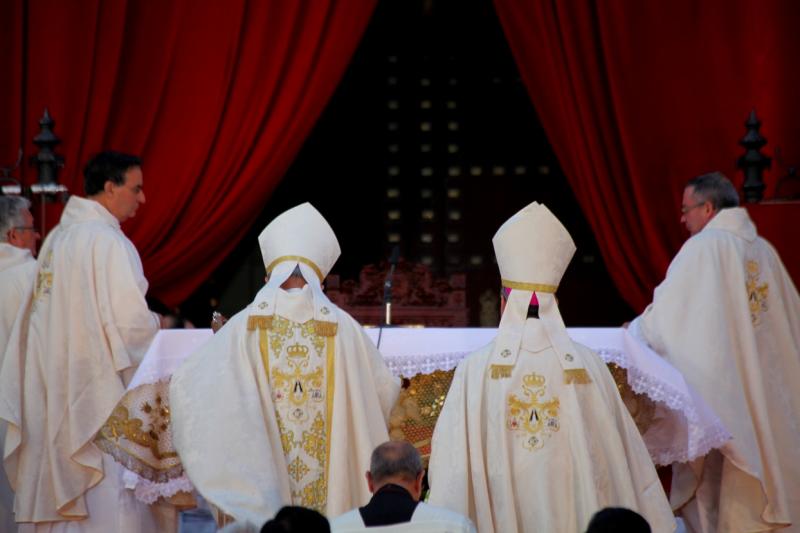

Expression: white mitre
xmin=489 ymin=201 xmax=589 ymax=382
xmin=253 ymin=202 xmax=341 ymax=328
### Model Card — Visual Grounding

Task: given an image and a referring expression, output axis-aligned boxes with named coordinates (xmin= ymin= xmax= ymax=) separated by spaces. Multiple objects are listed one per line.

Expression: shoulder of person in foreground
xmin=414 ymin=501 xmax=477 ymax=532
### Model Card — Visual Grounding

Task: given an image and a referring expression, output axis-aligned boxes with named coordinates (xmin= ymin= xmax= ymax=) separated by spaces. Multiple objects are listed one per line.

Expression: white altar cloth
xmin=117 ymin=327 xmax=730 ymax=503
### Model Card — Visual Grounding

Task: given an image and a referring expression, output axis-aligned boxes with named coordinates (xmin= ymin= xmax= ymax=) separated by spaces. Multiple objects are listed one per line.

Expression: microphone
xmin=383 ymin=246 xmax=400 ymax=326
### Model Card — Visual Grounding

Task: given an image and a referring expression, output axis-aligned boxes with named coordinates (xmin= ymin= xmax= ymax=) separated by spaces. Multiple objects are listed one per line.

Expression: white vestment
xmin=331 ymin=501 xmax=477 ymax=532
xmin=630 ymin=207 xmax=800 ymax=533
xmin=428 ymin=319 xmax=676 ymax=533
xmin=0 ymin=243 xmax=36 ymax=533
xmin=0 ymin=243 xmax=36 ymax=350
xmin=169 ymin=284 xmax=400 ymax=525
xmin=0 ymin=242 xmax=33 ymax=272
xmin=0 ymin=196 xmax=164 ymax=531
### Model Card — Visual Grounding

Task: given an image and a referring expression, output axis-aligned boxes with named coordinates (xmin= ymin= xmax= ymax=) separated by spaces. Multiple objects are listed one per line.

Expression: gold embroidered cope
xmin=255 ymin=314 xmax=334 ymax=513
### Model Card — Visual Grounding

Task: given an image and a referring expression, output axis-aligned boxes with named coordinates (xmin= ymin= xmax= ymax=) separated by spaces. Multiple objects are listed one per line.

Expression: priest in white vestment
xmin=169 ymin=202 xmax=400 ymax=525
xmin=330 ymin=441 xmax=475 ymax=532
xmin=629 ymin=172 xmax=800 ymax=533
xmin=0 ymin=195 xmax=39 ymax=348
xmin=0 ymin=152 xmax=170 ymax=532
xmin=0 ymin=195 xmax=40 ymax=533
xmin=427 ymin=201 xmax=676 ymax=533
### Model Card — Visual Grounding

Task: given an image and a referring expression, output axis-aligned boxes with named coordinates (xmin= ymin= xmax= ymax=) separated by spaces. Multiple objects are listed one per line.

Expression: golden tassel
xmin=490 ymin=364 xmax=514 ymax=379
xmin=564 ymin=368 xmax=592 ymax=385
xmin=313 ymin=320 xmax=338 ymax=337
xmin=247 ymin=315 xmax=273 ymax=331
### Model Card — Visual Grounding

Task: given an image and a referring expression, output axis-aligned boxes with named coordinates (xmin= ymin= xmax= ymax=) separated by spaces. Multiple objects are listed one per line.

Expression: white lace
xmin=599 ymin=348 xmax=731 ymax=464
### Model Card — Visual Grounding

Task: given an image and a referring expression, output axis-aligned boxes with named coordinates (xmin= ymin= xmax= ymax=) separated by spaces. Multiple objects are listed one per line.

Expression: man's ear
xmin=366 ymin=471 xmax=375 ymax=493
xmin=413 ymin=470 xmax=424 ymax=500
xmin=103 ymin=180 xmax=115 ymax=195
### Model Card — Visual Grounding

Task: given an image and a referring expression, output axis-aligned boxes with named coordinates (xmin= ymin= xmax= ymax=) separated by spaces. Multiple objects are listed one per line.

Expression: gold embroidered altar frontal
xmin=389 ymin=369 xmax=455 ymax=465
xmin=95 ymin=379 xmax=183 ymax=482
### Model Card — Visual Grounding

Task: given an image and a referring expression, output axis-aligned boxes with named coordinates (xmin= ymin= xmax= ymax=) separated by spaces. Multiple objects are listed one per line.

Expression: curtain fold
xmin=494 ymin=0 xmax=800 ymax=311
xmin=0 ymin=0 xmax=376 ymax=307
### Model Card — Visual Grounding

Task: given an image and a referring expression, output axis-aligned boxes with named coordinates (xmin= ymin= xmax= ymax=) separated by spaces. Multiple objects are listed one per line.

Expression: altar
xmin=96 ymin=327 xmax=730 ymax=504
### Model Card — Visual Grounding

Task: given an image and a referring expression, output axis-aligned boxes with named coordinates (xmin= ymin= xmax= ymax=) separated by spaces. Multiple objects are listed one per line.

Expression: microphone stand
xmin=377 ymin=247 xmax=399 ymax=350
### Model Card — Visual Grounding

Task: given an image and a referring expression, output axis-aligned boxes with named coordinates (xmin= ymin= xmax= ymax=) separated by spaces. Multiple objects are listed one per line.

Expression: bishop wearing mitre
xmin=170 ymin=202 xmax=400 ymax=525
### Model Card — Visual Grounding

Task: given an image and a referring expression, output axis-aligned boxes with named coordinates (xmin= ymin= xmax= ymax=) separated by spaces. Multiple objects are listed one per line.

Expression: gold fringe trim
xmin=248 ymin=315 xmax=336 ymax=336
xmin=313 ymin=320 xmax=337 ymax=337
xmin=94 ymin=437 xmax=184 ymax=483
xmin=501 ymin=279 xmax=557 ymax=293
xmin=564 ymin=368 xmax=592 ymax=385
xmin=248 ymin=315 xmax=273 ymax=331
xmin=490 ymin=364 xmax=514 ymax=379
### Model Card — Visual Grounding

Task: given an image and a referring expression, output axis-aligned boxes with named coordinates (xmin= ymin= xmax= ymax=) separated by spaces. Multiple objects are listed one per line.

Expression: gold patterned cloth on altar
xmin=389 ymin=369 xmax=455 ymax=466
xmin=95 ymin=380 xmax=183 ymax=483
xmin=262 ymin=315 xmax=334 ymax=513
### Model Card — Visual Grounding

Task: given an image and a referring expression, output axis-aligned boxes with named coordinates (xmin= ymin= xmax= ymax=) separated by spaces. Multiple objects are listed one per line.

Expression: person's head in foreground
xmin=261 ymin=505 xmax=330 ymax=533
xmin=367 ymin=440 xmax=425 ymax=501
xmin=585 ymin=507 xmax=651 ymax=533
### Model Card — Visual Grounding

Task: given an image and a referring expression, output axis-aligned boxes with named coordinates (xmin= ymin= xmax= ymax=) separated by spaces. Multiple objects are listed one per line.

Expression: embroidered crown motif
xmin=287 ymin=343 xmax=310 ymax=358
xmin=523 ymin=373 xmax=546 ymax=388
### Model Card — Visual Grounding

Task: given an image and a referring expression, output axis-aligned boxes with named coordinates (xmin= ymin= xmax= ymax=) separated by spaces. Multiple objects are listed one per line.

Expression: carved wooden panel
xmin=326 ymin=260 xmax=468 ymax=327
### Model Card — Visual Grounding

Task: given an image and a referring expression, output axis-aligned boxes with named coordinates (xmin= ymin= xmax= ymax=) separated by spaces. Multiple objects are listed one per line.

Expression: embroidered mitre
xmin=489 ymin=202 xmax=588 ymax=382
xmin=253 ymin=202 xmax=341 ymax=332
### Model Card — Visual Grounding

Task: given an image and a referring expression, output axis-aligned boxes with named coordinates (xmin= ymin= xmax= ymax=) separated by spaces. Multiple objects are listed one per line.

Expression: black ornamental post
xmin=29 ymin=108 xmax=65 ymax=189
xmin=737 ymin=109 xmax=771 ymax=203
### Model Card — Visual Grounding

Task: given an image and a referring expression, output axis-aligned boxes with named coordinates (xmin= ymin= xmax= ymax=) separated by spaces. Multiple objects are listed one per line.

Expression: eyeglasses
xmin=680 ymin=202 xmax=707 ymax=215
xmin=14 ymin=226 xmax=38 ymax=233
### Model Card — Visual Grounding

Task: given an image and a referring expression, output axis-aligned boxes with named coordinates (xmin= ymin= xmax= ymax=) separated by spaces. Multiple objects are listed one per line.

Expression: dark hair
xmin=585 ymin=507 xmax=651 ymax=533
xmin=686 ymin=171 xmax=740 ymax=210
xmin=83 ymin=151 xmax=142 ymax=196
xmin=370 ymin=440 xmax=423 ymax=484
xmin=260 ymin=506 xmax=330 ymax=533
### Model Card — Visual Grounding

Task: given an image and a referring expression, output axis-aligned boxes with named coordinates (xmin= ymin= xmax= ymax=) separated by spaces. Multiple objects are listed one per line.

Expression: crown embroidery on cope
xmin=507 ymin=372 xmax=560 ymax=451
xmin=287 ymin=343 xmax=310 ymax=359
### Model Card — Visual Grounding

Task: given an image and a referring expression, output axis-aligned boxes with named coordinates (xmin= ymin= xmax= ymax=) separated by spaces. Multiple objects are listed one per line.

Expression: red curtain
xmin=0 ymin=0 xmax=376 ymax=307
xmin=494 ymin=0 xmax=800 ymax=312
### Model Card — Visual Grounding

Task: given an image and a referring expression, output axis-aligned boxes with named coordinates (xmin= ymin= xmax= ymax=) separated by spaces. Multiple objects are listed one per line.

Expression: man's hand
xmin=211 ymin=311 xmax=228 ymax=333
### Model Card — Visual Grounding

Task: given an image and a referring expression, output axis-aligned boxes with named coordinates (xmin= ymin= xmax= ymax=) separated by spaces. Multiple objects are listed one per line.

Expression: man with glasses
xmin=0 ymin=195 xmax=39 ymax=344
xmin=0 ymin=195 xmax=40 ymax=533
xmin=0 ymin=152 xmax=174 ymax=532
xmin=629 ymin=172 xmax=800 ymax=532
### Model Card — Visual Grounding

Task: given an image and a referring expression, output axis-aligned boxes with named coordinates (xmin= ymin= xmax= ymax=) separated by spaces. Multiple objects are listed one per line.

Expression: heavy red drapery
xmin=494 ymin=0 xmax=800 ymax=312
xmin=0 ymin=0 xmax=376 ymax=307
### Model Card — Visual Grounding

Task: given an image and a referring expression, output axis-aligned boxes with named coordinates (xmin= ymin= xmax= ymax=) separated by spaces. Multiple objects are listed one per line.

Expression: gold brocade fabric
xmin=95 ymin=380 xmax=184 ymax=483
xmin=388 ymin=369 xmax=455 ymax=467
xmin=746 ymin=260 xmax=769 ymax=325
xmin=606 ymin=363 xmax=656 ymax=435
xmin=266 ymin=315 xmax=332 ymax=513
